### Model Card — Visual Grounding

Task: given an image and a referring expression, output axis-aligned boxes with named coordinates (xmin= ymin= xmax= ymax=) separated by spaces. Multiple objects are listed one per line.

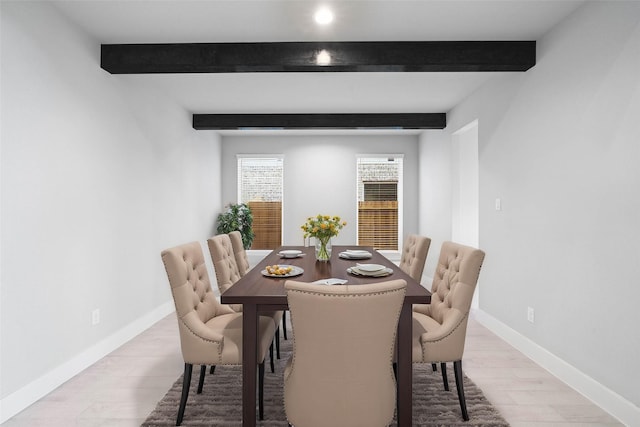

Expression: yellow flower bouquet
xmin=301 ymin=214 xmax=347 ymax=261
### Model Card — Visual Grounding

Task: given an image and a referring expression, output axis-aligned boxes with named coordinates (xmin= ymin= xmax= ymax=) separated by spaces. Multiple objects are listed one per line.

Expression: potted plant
xmin=216 ymin=203 xmax=255 ymax=249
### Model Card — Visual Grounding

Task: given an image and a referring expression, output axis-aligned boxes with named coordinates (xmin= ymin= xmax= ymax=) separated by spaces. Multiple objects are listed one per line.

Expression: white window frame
xmin=236 ymin=155 xmax=284 ymax=249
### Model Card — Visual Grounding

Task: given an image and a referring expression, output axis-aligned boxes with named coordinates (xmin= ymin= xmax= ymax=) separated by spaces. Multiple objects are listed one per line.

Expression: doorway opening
xmin=451 ymin=120 xmax=480 ymax=308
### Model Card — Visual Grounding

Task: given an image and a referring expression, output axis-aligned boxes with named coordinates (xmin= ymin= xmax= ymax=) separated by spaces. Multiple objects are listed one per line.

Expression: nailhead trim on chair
xmin=178 ymin=318 xmax=224 ymax=346
xmin=420 ymin=312 xmax=468 ymax=360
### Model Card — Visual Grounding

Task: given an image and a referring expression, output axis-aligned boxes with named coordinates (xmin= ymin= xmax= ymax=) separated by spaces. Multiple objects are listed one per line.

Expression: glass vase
xmin=315 ymin=237 xmax=332 ymax=262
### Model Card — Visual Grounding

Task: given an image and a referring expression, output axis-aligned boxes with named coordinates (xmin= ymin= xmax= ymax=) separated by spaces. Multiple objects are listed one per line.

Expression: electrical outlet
xmin=527 ymin=307 xmax=535 ymax=323
xmin=92 ymin=309 xmax=100 ymax=326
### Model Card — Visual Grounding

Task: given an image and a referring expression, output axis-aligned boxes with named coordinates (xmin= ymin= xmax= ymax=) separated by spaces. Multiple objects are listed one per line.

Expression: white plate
xmin=338 ymin=250 xmax=372 ymax=259
xmin=278 ymin=250 xmax=303 ymax=258
xmin=346 ymin=250 xmax=371 ymax=255
xmin=355 ymin=263 xmax=386 ymax=272
xmin=261 ymin=265 xmax=304 ymax=278
xmin=347 ymin=266 xmax=393 ymax=277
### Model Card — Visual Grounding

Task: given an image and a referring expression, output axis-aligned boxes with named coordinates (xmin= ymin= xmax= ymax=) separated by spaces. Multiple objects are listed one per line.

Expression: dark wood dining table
xmin=220 ymin=245 xmax=431 ymax=426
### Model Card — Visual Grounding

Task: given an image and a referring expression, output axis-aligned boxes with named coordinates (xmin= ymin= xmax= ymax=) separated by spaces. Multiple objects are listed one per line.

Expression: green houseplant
xmin=216 ymin=203 xmax=255 ymax=249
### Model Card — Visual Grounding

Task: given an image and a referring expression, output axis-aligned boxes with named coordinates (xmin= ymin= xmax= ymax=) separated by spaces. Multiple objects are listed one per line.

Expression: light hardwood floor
xmin=2 ymin=312 xmax=623 ymax=426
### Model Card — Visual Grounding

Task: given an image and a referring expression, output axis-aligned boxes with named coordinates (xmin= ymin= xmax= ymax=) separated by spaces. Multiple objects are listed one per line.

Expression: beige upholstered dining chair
xmin=399 ymin=234 xmax=431 ymax=283
xmin=284 ymin=279 xmax=407 ymax=427
xmin=207 ymin=233 xmax=245 ymax=312
xmin=227 ymin=231 xmax=290 ymax=342
xmin=208 ymin=233 xmax=283 ymax=362
xmin=160 ymin=241 xmax=276 ymax=425
xmin=229 ymin=230 xmax=251 ymax=277
xmin=411 ymin=241 xmax=485 ymax=421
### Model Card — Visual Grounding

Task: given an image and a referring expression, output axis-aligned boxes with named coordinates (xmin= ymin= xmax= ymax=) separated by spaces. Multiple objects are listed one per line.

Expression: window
xmin=237 ymin=156 xmax=283 ymax=249
xmin=357 ymin=156 xmax=403 ymax=250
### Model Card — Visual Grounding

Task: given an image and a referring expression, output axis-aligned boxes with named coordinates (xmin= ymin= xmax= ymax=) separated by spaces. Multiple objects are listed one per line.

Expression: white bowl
xmin=346 ymin=250 xmax=371 ymax=255
xmin=279 ymin=249 xmax=302 ymax=258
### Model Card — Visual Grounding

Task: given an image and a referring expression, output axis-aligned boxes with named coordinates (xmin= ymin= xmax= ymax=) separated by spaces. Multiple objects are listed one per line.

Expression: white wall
xmin=221 ymin=134 xmax=420 ymax=247
xmin=448 ymin=0 xmax=640 ymax=413
xmin=0 ymin=1 xmax=222 ymax=412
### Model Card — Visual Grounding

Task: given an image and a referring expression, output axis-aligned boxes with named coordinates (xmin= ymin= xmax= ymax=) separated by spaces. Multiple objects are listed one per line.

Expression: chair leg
xmin=258 ymin=362 xmax=265 ymax=420
xmin=209 ymin=365 xmax=215 ymax=375
xmin=275 ymin=327 xmax=281 ymax=359
xmin=283 ymin=310 xmax=288 ymax=340
xmin=197 ymin=365 xmax=206 ymax=394
xmin=177 ymin=363 xmax=193 ymax=426
xmin=453 ymin=360 xmax=469 ymax=421
xmin=269 ymin=341 xmax=275 ymax=373
xmin=432 ymin=363 xmax=438 ymax=372
xmin=441 ymin=362 xmax=449 ymax=391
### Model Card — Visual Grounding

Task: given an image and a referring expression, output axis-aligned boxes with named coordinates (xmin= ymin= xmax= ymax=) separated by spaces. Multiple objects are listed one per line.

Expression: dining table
xmin=220 ymin=245 xmax=431 ymax=426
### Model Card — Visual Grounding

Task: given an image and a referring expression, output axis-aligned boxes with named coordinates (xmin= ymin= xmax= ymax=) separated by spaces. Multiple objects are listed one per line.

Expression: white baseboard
xmin=474 ymin=309 xmax=639 ymax=426
xmin=0 ymin=301 xmax=175 ymax=424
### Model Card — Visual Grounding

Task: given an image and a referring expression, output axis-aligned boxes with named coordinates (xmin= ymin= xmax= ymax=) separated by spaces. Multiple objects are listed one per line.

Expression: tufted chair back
xmin=229 ymin=230 xmax=251 ymax=277
xmin=399 ymin=234 xmax=431 ymax=283
xmin=428 ymin=241 xmax=485 ymax=325
xmin=207 ymin=234 xmax=244 ymax=312
xmin=284 ymin=279 xmax=407 ymax=427
xmin=161 ymin=241 xmax=235 ymax=364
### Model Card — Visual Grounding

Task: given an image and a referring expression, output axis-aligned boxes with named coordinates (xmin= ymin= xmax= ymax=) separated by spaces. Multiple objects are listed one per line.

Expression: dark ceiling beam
xmin=101 ymin=41 xmax=535 ymax=74
xmin=192 ymin=113 xmax=446 ymax=130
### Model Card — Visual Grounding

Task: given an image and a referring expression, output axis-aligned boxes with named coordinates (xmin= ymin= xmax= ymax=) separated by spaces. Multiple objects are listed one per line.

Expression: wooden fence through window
xmin=248 ymin=201 xmax=282 ymax=249
xmin=357 ymin=201 xmax=398 ymax=250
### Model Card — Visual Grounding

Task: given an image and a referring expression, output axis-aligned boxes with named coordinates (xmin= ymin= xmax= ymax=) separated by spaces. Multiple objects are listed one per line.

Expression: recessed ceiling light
xmin=316 ymin=49 xmax=331 ymax=66
xmin=314 ymin=7 xmax=334 ymax=25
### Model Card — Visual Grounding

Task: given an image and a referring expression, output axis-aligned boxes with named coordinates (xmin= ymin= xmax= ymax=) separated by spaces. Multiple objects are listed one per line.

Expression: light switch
xmin=495 ymin=198 xmax=502 ymax=211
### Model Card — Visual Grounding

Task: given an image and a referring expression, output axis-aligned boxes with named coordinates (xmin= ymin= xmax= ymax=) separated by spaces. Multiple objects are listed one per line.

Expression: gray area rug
xmin=142 ymin=334 xmax=509 ymax=427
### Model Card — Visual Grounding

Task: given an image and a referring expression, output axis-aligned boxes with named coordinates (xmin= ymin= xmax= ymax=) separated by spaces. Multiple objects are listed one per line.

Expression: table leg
xmin=242 ymin=303 xmax=258 ymax=427
xmin=396 ymin=302 xmax=412 ymax=426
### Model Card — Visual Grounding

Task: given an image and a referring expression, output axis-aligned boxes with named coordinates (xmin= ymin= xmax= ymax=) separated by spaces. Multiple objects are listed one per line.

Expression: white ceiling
xmin=51 ymin=0 xmax=585 ymax=130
